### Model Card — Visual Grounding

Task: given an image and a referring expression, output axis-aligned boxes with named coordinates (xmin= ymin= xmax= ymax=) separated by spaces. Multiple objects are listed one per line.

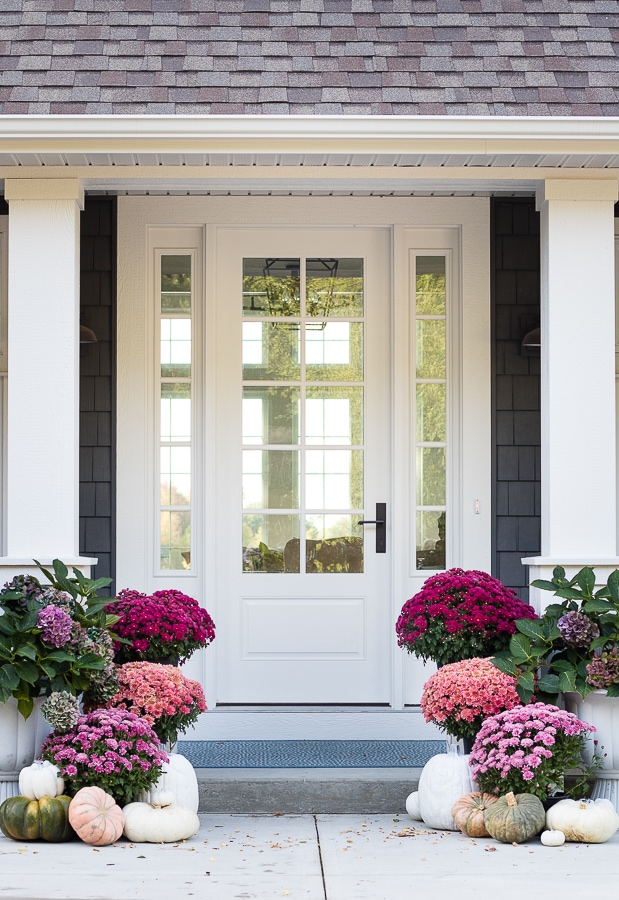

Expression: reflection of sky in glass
xmin=306 ymin=322 xmax=350 ymax=365
xmin=242 ymin=398 xmax=263 ymax=444
xmin=306 ymin=399 xmax=351 ymax=445
xmin=243 ymin=322 xmax=264 ymax=365
xmin=161 ymin=319 xmax=191 ymax=369
xmin=306 ymin=449 xmax=351 ymax=509
xmin=243 ymin=449 xmax=263 ymax=508
xmin=160 ymin=446 xmax=191 ymax=506
xmin=160 ymin=396 xmax=191 ymax=442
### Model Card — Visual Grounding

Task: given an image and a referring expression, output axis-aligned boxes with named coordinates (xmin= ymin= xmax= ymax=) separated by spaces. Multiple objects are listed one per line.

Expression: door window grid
xmin=241 ymin=258 xmax=365 ymax=574
xmin=158 ymin=252 xmax=193 ymax=571
xmin=414 ymin=255 xmax=447 ymax=571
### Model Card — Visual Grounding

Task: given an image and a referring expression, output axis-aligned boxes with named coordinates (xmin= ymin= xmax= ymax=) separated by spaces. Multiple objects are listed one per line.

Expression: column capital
xmin=536 ymin=178 xmax=618 ymax=208
xmin=4 ymin=178 xmax=84 ymax=208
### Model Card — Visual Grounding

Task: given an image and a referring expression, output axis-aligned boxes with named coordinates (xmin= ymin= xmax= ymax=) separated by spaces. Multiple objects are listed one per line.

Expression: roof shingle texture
xmin=1 ymin=0 xmax=618 ymax=116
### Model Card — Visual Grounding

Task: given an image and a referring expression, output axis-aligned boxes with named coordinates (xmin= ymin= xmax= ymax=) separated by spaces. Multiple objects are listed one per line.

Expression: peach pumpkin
xmin=451 ymin=792 xmax=499 ymax=838
xmin=68 ymin=786 xmax=124 ymax=846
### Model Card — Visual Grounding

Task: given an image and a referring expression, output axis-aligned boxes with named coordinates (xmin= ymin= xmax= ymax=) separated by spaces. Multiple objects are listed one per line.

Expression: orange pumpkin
xmin=68 ymin=787 xmax=124 ymax=846
xmin=451 ymin=792 xmax=499 ymax=838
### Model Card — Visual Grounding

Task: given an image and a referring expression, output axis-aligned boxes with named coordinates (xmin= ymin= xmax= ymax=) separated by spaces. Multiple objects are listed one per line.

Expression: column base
xmin=0 ymin=557 xmax=98 ymax=584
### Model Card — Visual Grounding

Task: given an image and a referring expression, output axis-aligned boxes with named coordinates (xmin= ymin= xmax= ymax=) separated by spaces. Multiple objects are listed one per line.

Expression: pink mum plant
xmin=421 ymin=657 xmax=521 ymax=741
xmin=469 ymin=702 xmax=596 ymax=800
xmin=106 ymin=661 xmax=207 ymax=746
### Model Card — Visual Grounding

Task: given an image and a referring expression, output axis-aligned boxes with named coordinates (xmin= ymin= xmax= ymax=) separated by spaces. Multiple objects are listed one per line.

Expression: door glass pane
xmin=416 ymin=256 xmax=446 ymax=315
xmin=416 ymin=510 xmax=446 ymax=570
xmin=306 ymin=449 xmax=363 ymax=510
xmin=160 ymin=383 xmax=191 ymax=441
xmin=306 ymin=387 xmax=363 ymax=446
xmin=306 ymin=258 xmax=364 ymax=317
xmin=416 ymin=383 xmax=446 ymax=443
xmin=243 ymin=258 xmax=300 ymax=317
xmin=160 ymin=446 xmax=191 ymax=506
xmin=243 ymin=449 xmax=299 ymax=509
xmin=305 ymin=515 xmax=363 ymax=573
xmin=160 ymin=511 xmax=191 ymax=570
xmin=161 ymin=318 xmax=191 ymax=378
xmin=305 ymin=322 xmax=363 ymax=382
xmin=243 ymin=514 xmax=300 ymax=572
xmin=416 ymin=447 xmax=446 ymax=506
xmin=161 ymin=255 xmax=191 ymax=313
xmin=416 ymin=320 xmax=445 ymax=379
xmin=242 ymin=322 xmax=301 ymax=381
xmin=243 ymin=387 xmax=300 ymax=445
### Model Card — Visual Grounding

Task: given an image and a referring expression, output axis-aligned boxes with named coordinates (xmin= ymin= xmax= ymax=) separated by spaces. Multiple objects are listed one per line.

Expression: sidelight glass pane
xmin=161 ymin=318 xmax=191 ymax=378
xmin=306 ymin=258 xmax=364 ymax=318
xmin=416 ymin=319 xmax=446 ymax=379
xmin=160 ymin=446 xmax=191 ymax=506
xmin=306 ymin=449 xmax=363 ymax=510
xmin=306 ymin=387 xmax=363 ymax=446
xmin=416 ymin=510 xmax=446 ymax=570
xmin=305 ymin=322 xmax=363 ymax=382
xmin=243 ymin=387 xmax=300 ymax=445
xmin=416 ymin=447 xmax=446 ymax=507
xmin=161 ymin=255 xmax=191 ymax=314
xmin=243 ymin=258 xmax=301 ymax=317
xmin=243 ymin=514 xmax=300 ymax=572
xmin=161 ymin=383 xmax=191 ymax=442
xmin=416 ymin=257 xmax=446 ymax=315
xmin=242 ymin=449 xmax=299 ymax=509
xmin=160 ymin=510 xmax=191 ymax=570
xmin=305 ymin=515 xmax=364 ymax=573
xmin=416 ymin=383 xmax=446 ymax=443
xmin=242 ymin=322 xmax=301 ymax=381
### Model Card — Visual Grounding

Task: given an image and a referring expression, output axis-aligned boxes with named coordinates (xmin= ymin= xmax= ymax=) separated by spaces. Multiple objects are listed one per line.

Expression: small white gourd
xmin=18 ymin=760 xmax=65 ymax=800
xmin=417 ymin=747 xmax=475 ymax=831
xmin=139 ymin=753 xmax=199 ymax=813
xmin=540 ymin=829 xmax=565 ymax=847
xmin=405 ymin=791 xmax=423 ymax=821
xmin=545 ymin=797 xmax=619 ymax=843
xmin=122 ymin=799 xmax=200 ymax=843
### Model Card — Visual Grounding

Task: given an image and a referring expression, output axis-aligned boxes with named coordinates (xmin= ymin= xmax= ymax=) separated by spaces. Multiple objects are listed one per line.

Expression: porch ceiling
xmin=0 ymin=115 xmax=618 ymax=197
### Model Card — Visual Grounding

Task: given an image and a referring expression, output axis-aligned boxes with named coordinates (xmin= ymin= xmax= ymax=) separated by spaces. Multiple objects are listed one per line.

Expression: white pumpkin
xmin=122 ymin=800 xmax=200 ymax=843
xmin=546 ymin=798 xmax=619 ymax=843
xmin=140 ymin=753 xmax=199 ymax=813
xmin=405 ymin=790 xmax=423 ymax=821
xmin=540 ymin=829 xmax=566 ymax=847
xmin=417 ymin=749 xmax=475 ymax=831
xmin=18 ymin=760 xmax=65 ymax=800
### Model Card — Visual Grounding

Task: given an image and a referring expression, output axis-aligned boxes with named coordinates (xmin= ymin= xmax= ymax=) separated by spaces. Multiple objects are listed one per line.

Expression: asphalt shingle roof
xmin=0 ymin=0 xmax=618 ymax=116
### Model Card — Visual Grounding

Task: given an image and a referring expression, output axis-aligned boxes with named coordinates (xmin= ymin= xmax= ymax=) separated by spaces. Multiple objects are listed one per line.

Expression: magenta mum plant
xmin=106 ymin=661 xmax=207 ymax=746
xmin=421 ymin=657 xmax=521 ymax=741
xmin=41 ymin=708 xmax=167 ymax=806
xmin=396 ymin=568 xmax=538 ymax=666
xmin=469 ymin=703 xmax=595 ymax=800
xmin=113 ymin=588 xmax=215 ymax=664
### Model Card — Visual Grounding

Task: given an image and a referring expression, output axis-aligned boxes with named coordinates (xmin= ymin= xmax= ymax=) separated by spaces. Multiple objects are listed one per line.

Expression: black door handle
xmin=357 ymin=502 xmax=386 ymax=553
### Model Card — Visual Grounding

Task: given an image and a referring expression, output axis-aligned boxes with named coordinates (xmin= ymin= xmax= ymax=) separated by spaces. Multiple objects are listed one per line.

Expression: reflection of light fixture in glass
xmin=521 ymin=325 xmax=540 ymax=355
xmin=80 ymin=325 xmax=98 ymax=343
xmin=243 ymin=258 xmax=338 ymax=330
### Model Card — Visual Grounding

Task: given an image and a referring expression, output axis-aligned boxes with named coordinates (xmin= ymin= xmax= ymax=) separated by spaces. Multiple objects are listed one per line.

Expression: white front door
xmin=214 ymin=227 xmax=392 ymax=704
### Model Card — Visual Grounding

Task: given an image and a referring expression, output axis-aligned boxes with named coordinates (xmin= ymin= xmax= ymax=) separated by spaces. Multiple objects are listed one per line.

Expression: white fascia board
xmin=0 ymin=115 xmax=618 ymax=158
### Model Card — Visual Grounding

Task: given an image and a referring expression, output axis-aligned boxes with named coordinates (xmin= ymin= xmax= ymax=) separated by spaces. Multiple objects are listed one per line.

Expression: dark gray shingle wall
xmin=0 ymin=1 xmax=617 ymax=115
xmin=492 ymin=198 xmax=541 ymax=602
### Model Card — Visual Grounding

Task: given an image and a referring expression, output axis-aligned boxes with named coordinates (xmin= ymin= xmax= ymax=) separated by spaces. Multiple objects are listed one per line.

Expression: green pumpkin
xmin=0 ymin=795 xmax=75 ymax=842
xmin=483 ymin=791 xmax=546 ymax=844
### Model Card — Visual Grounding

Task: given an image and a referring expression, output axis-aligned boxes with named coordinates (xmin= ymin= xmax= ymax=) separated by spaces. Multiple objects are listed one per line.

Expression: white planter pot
xmin=0 ymin=697 xmax=49 ymax=802
xmin=564 ymin=690 xmax=619 ymax=813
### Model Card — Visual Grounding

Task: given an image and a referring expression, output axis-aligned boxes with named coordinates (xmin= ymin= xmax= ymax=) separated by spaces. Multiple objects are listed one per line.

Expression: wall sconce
xmin=521 ymin=324 xmax=540 ymax=356
xmin=80 ymin=325 xmax=97 ymax=344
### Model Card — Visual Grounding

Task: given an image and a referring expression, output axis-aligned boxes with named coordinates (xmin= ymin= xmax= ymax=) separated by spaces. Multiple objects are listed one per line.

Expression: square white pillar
xmin=0 ymin=179 xmax=95 ymax=578
xmin=523 ymin=178 xmax=619 ymax=608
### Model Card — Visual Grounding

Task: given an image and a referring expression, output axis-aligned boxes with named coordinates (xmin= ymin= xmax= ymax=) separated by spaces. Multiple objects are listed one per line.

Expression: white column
xmin=0 ymin=179 xmax=95 ymax=579
xmin=523 ymin=179 xmax=619 ymax=609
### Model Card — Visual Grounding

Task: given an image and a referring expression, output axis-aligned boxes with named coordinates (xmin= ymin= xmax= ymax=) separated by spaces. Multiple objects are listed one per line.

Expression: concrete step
xmin=196 ymin=767 xmax=422 ymax=815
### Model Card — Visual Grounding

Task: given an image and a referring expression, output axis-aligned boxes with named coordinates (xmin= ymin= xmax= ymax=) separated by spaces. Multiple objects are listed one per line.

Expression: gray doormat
xmin=177 ymin=739 xmax=444 ymax=768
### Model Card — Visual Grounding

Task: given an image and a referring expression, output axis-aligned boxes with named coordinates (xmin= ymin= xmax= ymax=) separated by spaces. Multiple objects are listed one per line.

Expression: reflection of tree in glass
xmin=307 ymin=276 xmax=363 ymax=317
xmin=162 ymin=272 xmax=191 ymax=292
xmin=416 ymin=273 xmax=446 ymax=315
xmin=243 ymin=275 xmax=300 ymax=316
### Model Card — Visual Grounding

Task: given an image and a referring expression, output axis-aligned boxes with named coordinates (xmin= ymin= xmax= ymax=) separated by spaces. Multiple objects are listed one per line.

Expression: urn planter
xmin=0 ymin=698 xmax=49 ymax=803
xmin=564 ymin=690 xmax=619 ymax=813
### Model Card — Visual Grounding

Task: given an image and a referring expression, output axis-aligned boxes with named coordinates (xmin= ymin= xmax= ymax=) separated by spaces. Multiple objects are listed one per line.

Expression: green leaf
xmin=552 ymin=566 xmax=567 ymax=581
xmin=553 ymin=587 xmax=586 ymax=601
xmin=0 ymin=616 xmax=16 ymax=635
xmin=515 ymin=619 xmax=545 ymax=640
xmin=572 ymin=567 xmax=595 ymax=597
xmin=537 ymin=673 xmax=561 ymax=695
xmin=491 ymin=656 xmax=517 ymax=677
xmin=17 ymin=696 xmax=34 ymax=719
xmin=0 ymin=663 xmax=20 ymax=690
xmin=44 ymin=650 xmax=76 ymax=663
xmin=607 ymin=570 xmax=619 ymax=603
xmin=13 ymin=659 xmax=40 ymax=685
xmin=14 ymin=644 xmax=38 ymax=661
xmin=52 ymin=559 xmax=69 ymax=580
xmin=516 ymin=670 xmax=535 ymax=704
xmin=590 ymin=635 xmax=612 ymax=651
xmin=509 ymin=632 xmax=531 ymax=660
xmin=558 ymin=670 xmax=577 ymax=693
xmin=606 ymin=682 xmax=619 ymax=698
xmin=530 ymin=579 xmax=559 ymax=592
xmin=583 ymin=599 xmax=611 ymax=614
